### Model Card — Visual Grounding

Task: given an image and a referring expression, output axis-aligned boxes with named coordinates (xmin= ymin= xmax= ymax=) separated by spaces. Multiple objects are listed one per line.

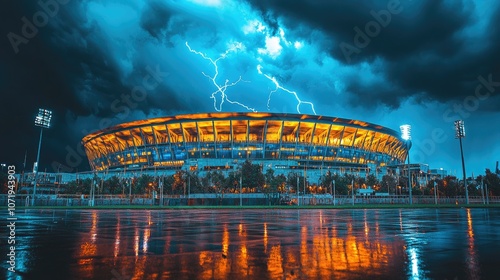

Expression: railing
xmin=1 ymin=194 xmax=499 ymax=207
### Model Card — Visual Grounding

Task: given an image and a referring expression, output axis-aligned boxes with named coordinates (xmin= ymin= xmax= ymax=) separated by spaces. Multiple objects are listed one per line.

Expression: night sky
xmin=1 ymin=0 xmax=499 ymax=175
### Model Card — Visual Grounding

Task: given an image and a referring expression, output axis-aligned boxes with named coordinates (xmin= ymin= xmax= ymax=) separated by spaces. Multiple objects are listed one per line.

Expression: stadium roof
xmin=82 ymin=112 xmax=402 ymax=144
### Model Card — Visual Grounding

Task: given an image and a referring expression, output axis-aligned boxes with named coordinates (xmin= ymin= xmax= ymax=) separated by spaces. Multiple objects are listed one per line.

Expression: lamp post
xmin=159 ymin=176 xmax=163 ymax=207
xmin=303 ymin=170 xmax=307 ymax=206
xmin=296 ymin=173 xmax=300 ymax=206
xmin=454 ymin=120 xmax=469 ymax=204
xmin=480 ymin=176 xmax=485 ymax=204
xmin=333 ymin=179 xmax=336 ymax=206
xmin=188 ymin=172 xmax=191 ymax=199
xmin=239 ymin=172 xmax=242 ymax=207
xmin=433 ymin=179 xmax=438 ymax=205
xmin=90 ymin=175 xmax=97 ymax=207
xmin=32 ymin=109 xmax=52 ymax=206
xmin=351 ymin=178 xmax=355 ymax=206
xmin=485 ymin=182 xmax=489 ymax=205
xmin=400 ymin=124 xmax=412 ymax=205
xmin=128 ymin=178 xmax=132 ymax=203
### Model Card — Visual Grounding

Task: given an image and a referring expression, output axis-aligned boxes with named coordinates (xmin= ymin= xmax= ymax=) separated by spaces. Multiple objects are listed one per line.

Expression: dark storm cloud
xmin=344 ymin=80 xmax=405 ymax=110
xmin=1 ymin=0 xmax=498 ymax=176
xmin=140 ymin=1 xmax=173 ymax=39
xmin=0 ymin=1 xmax=94 ymax=170
xmin=244 ymin=0 xmax=500 ymax=110
xmin=1 ymin=1 xmax=131 ymax=122
xmin=1 ymin=0 xmax=196 ymax=119
xmin=139 ymin=1 xmax=227 ymax=47
xmin=256 ymin=9 xmax=279 ymax=35
xmin=0 ymin=1 xmax=196 ymax=170
xmin=245 ymin=0 xmax=470 ymax=60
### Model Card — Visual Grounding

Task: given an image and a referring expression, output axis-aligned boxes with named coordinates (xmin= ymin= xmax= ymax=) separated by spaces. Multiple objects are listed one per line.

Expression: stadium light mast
xmin=400 ymin=124 xmax=412 ymax=205
xmin=32 ymin=109 xmax=52 ymax=206
xmin=454 ymin=120 xmax=469 ymax=204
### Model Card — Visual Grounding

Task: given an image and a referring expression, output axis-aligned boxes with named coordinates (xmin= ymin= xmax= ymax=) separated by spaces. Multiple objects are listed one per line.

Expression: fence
xmin=1 ymin=194 xmax=499 ymax=207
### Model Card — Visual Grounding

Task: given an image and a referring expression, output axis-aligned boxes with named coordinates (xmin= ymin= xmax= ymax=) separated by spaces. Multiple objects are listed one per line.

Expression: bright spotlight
xmin=35 ymin=109 xmax=52 ymax=128
xmin=32 ymin=108 xmax=52 ymax=206
xmin=400 ymin=124 xmax=411 ymax=141
xmin=454 ymin=120 xmax=465 ymax=138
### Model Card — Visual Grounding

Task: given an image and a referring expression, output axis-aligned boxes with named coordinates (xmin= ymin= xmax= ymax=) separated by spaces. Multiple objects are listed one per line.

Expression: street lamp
xmin=188 ymin=172 xmax=191 ymax=199
xmin=32 ymin=108 xmax=52 ymax=206
xmin=454 ymin=120 xmax=469 ymax=204
xmin=239 ymin=171 xmax=242 ymax=206
xmin=351 ymin=178 xmax=355 ymax=206
xmin=433 ymin=179 xmax=438 ymax=205
xmin=159 ymin=176 xmax=164 ymax=207
xmin=332 ymin=179 xmax=336 ymax=206
xmin=296 ymin=173 xmax=300 ymax=206
xmin=400 ymin=124 xmax=412 ymax=205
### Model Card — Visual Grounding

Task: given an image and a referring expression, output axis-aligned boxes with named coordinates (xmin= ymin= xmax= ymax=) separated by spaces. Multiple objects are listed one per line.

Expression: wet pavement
xmin=2 ymin=208 xmax=500 ymax=279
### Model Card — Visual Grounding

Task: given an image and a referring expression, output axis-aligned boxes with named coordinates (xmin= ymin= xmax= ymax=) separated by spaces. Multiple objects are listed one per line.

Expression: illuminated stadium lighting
xmin=82 ymin=113 xmax=409 ymax=181
xmin=454 ymin=120 xmax=469 ymax=204
xmin=400 ymin=124 xmax=411 ymax=141
xmin=400 ymin=124 xmax=412 ymax=205
xmin=454 ymin=120 xmax=465 ymax=138
xmin=35 ymin=109 xmax=52 ymax=128
xmin=32 ymin=108 xmax=52 ymax=206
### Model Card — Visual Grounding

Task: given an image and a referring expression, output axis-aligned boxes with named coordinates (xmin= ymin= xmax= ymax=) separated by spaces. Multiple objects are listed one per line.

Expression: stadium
xmin=81 ymin=113 xmax=409 ymax=182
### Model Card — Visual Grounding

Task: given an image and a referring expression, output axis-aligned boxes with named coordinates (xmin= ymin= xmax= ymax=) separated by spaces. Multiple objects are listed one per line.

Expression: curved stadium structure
xmin=82 ymin=113 xmax=409 ymax=180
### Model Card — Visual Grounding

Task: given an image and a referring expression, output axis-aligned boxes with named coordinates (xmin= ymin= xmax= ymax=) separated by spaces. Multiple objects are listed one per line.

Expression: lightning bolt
xmin=257 ymin=65 xmax=316 ymax=115
xmin=186 ymin=42 xmax=256 ymax=112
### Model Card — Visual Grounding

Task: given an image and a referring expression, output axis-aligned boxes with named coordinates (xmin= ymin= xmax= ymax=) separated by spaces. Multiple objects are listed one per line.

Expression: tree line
xmin=57 ymin=162 xmax=500 ymax=197
xmin=3 ymin=161 xmax=499 ymax=197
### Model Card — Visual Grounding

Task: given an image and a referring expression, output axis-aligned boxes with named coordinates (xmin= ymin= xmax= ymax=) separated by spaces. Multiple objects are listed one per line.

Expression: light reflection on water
xmin=3 ymin=208 xmax=500 ymax=279
xmin=466 ymin=208 xmax=480 ymax=280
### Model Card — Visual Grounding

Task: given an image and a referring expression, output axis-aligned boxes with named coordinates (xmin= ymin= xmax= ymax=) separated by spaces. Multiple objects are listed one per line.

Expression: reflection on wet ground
xmin=2 ymin=208 xmax=500 ymax=279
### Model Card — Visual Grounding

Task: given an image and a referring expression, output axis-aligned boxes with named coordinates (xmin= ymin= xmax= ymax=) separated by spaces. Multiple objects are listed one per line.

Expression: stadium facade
xmin=81 ymin=113 xmax=409 ymax=182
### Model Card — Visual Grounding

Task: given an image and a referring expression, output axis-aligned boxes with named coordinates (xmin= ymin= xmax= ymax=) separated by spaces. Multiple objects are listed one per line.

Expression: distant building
xmin=388 ymin=163 xmax=430 ymax=188
xmin=429 ymin=168 xmax=448 ymax=179
xmin=16 ymin=171 xmax=75 ymax=194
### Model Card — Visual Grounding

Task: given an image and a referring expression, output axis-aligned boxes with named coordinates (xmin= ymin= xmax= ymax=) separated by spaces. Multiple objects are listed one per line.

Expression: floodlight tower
xmin=32 ymin=109 xmax=52 ymax=206
xmin=454 ymin=120 xmax=469 ymax=204
xmin=400 ymin=124 xmax=412 ymax=205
